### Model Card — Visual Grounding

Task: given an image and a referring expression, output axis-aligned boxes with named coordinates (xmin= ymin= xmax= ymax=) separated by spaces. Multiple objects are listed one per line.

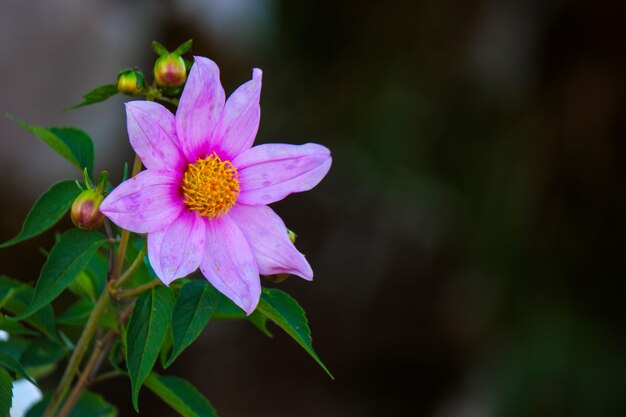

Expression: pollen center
xmin=182 ymin=152 xmax=240 ymax=219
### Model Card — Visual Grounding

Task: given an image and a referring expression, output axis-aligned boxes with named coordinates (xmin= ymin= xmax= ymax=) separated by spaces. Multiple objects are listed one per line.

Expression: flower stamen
xmin=182 ymin=152 xmax=239 ymax=219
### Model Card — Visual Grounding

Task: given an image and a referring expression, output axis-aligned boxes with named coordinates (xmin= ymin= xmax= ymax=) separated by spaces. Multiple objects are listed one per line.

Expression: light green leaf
xmin=0 ymin=276 xmax=57 ymax=339
xmin=0 ymin=367 xmax=12 ymax=416
xmin=165 ymin=281 xmax=218 ymax=368
xmin=13 ymin=229 xmax=106 ymax=319
xmin=144 ymin=373 xmax=217 ymax=417
xmin=151 ymin=40 xmax=169 ymax=55
xmin=126 ymin=286 xmax=174 ymax=411
xmin=0 ymin=350 xmax=35 ymax=384
xmin=7 ymin=115 xmax=94 ymax=176
xmin=25 ymin=391 xmax=117 ymax=417
xmin=66 ymin=84 xmax=119 ymax=110
xmin=173 ymin=39 xmax=193 ymax=55
xmin=258 ymin=288 xmax=333 ymax=378
xmin=0 ymin=180 xmax=81 ymax=248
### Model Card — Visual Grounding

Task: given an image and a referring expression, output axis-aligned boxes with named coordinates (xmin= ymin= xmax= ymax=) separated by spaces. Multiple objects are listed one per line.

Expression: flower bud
xmin=71 ymin=189 xmax=105 ymax=231
xmin=117 ymin=68 xmax=144 ymax=95
xmin=154 ymin=53 xmax=187 ymax=88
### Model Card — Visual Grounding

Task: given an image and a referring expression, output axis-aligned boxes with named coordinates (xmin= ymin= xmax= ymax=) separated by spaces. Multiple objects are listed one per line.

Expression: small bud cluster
xmin=116 ymin=39 xmax=192 ymax=102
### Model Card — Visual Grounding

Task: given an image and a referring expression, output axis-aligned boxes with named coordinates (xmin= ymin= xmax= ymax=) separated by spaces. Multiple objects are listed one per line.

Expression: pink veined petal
xmin=148 ymin=211 xmax=206 ymax=285
xmin=200 ymin=215 xmax=260 ymax=315
xmin=125 ymin=101 xmax=186 ymax=172
xmin=100 ymin=170 xmax=184 ymax=233
xmin=210 ymin=68 xmax=262 ymax=159
xmin=176 ymin=56 xmax=225 ymax=162
xmin=229 ymin=204 xmax=313 ymax=280
xmin=234 ymin=143 xmax=332 ymax=205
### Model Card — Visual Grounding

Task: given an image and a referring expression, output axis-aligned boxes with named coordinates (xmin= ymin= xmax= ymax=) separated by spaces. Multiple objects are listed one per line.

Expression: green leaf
xmin=8 ymin=116 xmax=95 ymax=176
xmin=66 ymin=84 xmax=119 ymax=110
xmin=13 ymin=229 xmax=106 ymax=319
xmin=0 ymin=367 xmax=12 ymax=417
xmin=248 ymin=310 xmax=273 ymax=338
xmin=151 ymin=40 xmax=169 ymax=55
xmin=0 ymin=350 xmax=36 ymax=384
xmin=125 ymin=286 xmax=175 ymax=411
xmin=0 ymin=180 xmax=81 ymax=248
xmin=258 ymin=288 xmax=333 ymax=379
xmin=165 ymin=281 xmax=218 ymax=368
xmin=26 ymin=391 xmax=117 ymax=417
xmin=20 ymin=339 xmax=66 ymax=368
xmin=0 ymin=276 xmax=57 ymax=339
xmin=144 ymin=373 xmax=217 ymax=417
xmin=0 ymin=314 xmax=38 ymax=336
xmin=57 ymin=299 xmax=116 ymax=329
xmin=173 ymin=39 xmax=193 ymax=55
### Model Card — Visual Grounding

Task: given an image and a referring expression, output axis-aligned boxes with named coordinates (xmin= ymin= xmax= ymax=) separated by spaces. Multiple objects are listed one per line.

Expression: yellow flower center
xmin=182 ymin=152 xmax=240 ymax=219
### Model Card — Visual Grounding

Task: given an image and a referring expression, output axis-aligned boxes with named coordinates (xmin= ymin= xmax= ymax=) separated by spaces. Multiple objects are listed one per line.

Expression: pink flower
xmin=100 ymin=57 xmax=331 ymax=314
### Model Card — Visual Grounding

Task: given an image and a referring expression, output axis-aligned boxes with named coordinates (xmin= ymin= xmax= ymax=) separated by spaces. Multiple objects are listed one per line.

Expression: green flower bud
xmin=71 ymin=189 xmax=105 ymax=231
xmin=154 ymin=53 xmax=187 ymax=88
xmin=117 ymin=68 xmax=144 ymax=95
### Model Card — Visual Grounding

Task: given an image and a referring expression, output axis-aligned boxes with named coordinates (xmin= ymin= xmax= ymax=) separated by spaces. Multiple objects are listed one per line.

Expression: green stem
xmin=113 ymin=243 xmax=147 ymax=289
xmin=42 ymin=290 xmax=110 ymax=417
xmin=115 ymin=279 xmax=161 ymax=298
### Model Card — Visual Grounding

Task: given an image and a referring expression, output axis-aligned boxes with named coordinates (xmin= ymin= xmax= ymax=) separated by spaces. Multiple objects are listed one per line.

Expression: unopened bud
xmin=71 ymin=189 xmax=105 ymax=231
xmin=117 ymin=68 xmax=144 ymax=95
xmin=154 ymin=53 xmax=187 ymax=88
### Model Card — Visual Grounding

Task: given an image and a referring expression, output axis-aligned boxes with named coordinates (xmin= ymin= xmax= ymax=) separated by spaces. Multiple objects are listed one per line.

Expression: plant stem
xmin=114 ymin=279 xmax=161 ymax=298
xmin=112 ymin=243 xmax=147 ymax=290
xmin=42 ymin=290 xmax=110 ymax=417
xmin=111 ymin=154 xmax=142 ymax=282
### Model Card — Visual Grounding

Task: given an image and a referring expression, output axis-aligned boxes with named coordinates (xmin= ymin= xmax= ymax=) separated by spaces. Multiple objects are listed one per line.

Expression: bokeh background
xmin=1 ymin=0 xmax=625 ymax=416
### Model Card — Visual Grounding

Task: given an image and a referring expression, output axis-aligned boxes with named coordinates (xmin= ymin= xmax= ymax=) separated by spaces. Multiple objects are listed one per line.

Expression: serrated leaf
xmin=66 ymin=84 xmax=118 ymax=110
xmin=144 ymin=373 xmax=217 ymax=417
xmin=125 ymin=286 xmax=174 ymax=411
xmin=13 ymin=229 xmax=105 ymax=319
xmin=248 ymin=310 xmax=273 ymax=338
xmin=173 ymin=39 xmax=193 ymax=55
xmin=0 ymin=367 xmax=12 ymax=416
xmin=0 ymin=180 xmax=81 ymax=248
xmin=0 ymin=350 xmax=36 ymax=384
xmin=7 ymin=115 xmax=94 ymax=176
xmin=0 ymin=276 xmax=57 ymax=339
xmin=25 ymin=390 xmax=117 ymax=417
xmin=258 ymin=288 xmax=333 ymax=378
xmin=165 ymin=281 xmax=218 ymax=368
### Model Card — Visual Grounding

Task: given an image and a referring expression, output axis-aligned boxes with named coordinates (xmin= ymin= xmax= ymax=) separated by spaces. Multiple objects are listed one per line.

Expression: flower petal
xmin=210 ymin=68 xmax=262 ymax=159
xmin=176 ymin=56 xmax=225 ymax=162
xmin=200 ymin=215 xmax=260 ymax=315
xmin=100 ymin=170 xmax=184 ymax=233
xmin=234 ymin=143 xmax=332 ymax=205
xmin=148 ymin=211 xmax=206 ymax=285
xmin=125 ymin=101 xmax=185 ymax=171
xmin=229 ymin=204 xmax=313 ymax=280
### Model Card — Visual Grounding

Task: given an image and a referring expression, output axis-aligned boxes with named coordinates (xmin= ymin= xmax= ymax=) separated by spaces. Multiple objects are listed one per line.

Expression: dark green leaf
xmin=0 ymin=314 xmax=38 ymax=336
xmin=258 ymin=288 xmax=333 ymax=378
xmin=151 ymin=40 xmax=169 ymax=55
xmin=26 ymin=390 xmax=117 ymax=417
xmin=173 ymin=39 xmax=193 ymax=55
xmin=126 ymin=286 xmax=175 ymax=411
xmin=0 ymin=180 xmax=81 ymax=248
xmin=13 ymin=229 xmax=105 ymax=319
xmin=57 ymin=299 xmax=116 ymax=329
xmin=0 ymin=367 xmax=12 ymax=416
xmin=0 ymin=350 xmax=36 ymax=384
xmin=0 ymin=276 xmax=57 ymax=339
xmin=7 ymin=115 xmax=94 ymax=176
xmin=165 ymin=281 xmax=218 ymax=368
xmin=248 ymin=310 xmax=273 ymax=338
xmin=66 ymin=84 xmax=118 ymax=110
xmin=20 ymin=339 xmax=66 ymax=368
xmin=144 ymin=373 xmax=217 ymax=417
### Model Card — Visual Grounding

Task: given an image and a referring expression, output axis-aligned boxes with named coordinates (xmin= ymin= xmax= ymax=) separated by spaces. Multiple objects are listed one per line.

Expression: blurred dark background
xmin=1 ymin=0 xmax=625 ymax=416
